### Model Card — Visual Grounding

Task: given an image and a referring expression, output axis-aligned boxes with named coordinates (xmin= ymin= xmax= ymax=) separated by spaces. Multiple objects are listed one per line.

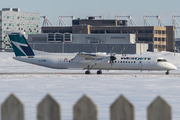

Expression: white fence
xmin=1 ymin=93 xmax=171 ymax=120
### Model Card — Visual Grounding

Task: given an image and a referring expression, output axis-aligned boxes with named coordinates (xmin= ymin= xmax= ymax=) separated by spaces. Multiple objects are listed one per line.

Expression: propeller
xmin=109 ymin=47 xmax=116 ymax=66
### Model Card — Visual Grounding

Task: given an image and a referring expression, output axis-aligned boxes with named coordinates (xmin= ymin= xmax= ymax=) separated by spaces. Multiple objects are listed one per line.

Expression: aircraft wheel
xmin=85 ymin=71 xmax=90 ymax=74
xmin=165 ymin=71 xmax=169 ymax=75
xmin=97 ymin=70 xmax=102 ymax=74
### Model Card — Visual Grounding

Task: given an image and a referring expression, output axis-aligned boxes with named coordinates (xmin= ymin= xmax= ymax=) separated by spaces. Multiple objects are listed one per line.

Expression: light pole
xmin=93 ymin=44 xmax=97 ymax=53
xmin=62 ymin=42 xmax=64 ymax=53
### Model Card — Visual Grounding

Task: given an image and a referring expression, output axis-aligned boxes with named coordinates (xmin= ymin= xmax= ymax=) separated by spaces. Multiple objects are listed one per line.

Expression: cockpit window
xmin=157 ymin=59 xmax=167 ymax=62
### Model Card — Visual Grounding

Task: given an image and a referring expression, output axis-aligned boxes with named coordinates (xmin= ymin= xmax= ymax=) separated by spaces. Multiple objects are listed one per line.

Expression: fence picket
xmin=73 ymin=94 xmax=97 ymax=120
xmin=1 ymin=93 xmax=24 ymax=120
xmin=110 ymin=95 xmax=134 ymax=120
xmin=148 ymin=96 xmax=171 ymax=120
xmin=0 ymin=93 xmax=174 ymax=120
xmin=37 ymin=94 xmax=60 ymax=120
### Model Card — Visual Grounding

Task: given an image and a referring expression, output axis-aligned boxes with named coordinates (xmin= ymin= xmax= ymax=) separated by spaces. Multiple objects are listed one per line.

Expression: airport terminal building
xmin=27 ymin=33 xmax=149 ymax=54
xmin=0 ymin=9 xmax=175 ymax=54
xmin=41 ymin=17 xmax=175 ymax=52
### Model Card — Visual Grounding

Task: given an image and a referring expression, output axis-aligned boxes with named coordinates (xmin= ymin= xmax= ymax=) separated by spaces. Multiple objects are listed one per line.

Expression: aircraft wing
xmin=72 ymin=52 xmax=109 ymax=65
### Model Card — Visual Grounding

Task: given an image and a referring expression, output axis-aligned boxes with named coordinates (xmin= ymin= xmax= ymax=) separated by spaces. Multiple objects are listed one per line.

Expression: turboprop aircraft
xmin=8 ymin=32 xmax=177 ymax=75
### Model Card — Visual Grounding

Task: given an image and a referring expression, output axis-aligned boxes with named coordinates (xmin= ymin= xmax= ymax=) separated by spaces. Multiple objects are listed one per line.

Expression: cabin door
xmin=58 ymin=59 xmax=63 ymax=68
xmin=138 ymin=61 xmax=143 ymax=69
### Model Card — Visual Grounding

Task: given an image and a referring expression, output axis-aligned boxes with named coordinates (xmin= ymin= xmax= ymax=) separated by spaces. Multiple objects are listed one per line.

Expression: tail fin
xmin=8 ymin=32 xmax=34 ymax=57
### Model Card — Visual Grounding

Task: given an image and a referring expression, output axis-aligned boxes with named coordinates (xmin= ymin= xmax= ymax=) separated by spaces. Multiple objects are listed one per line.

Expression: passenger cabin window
xmin=157 ymin=59 xmax=167 ymax=62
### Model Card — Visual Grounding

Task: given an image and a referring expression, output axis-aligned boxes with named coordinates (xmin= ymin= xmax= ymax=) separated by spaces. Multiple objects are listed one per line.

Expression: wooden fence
xmin=1 ymin=93 xmax=171 ymax=120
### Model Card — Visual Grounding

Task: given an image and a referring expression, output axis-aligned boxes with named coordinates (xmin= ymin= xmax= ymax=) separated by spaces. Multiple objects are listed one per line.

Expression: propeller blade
xmin=109 ymin=47 xmax=116 ymax=66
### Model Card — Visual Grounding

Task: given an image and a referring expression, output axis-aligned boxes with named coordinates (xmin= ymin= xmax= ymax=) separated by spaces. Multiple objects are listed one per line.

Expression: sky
xmin=1 ymin=0 xmax=180 ymax=26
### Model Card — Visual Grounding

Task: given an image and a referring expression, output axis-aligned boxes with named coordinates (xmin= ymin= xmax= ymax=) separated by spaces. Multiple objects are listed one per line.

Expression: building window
xmin=17 ymin=17 xmax=20 ymax=19
xmin=138 ymin=30 xmax=153 ymax=33
xmin=162 ymin=31 xmax=166 ymax=34
xmin=4 ymin=23 xmax=6 ymax=26
xmin=154 ymin=38 xmax=157 ymax=41
xmin=106 ymin=30 xmax=120 ymax=33
xmin=162 ymin=38 xmax=166 ymax=41
xmin=129 ymin=30 xmax=136 ymax=33
xmin=162 ymin=45 xmax=166 ymax=48
xmin=154 ymin=30 xmax=157 ymax=34
xmin=158 ymin=38 xmax=161 ymax=41
xmin=138 ymin=37 xmax=153 ymax=42
xmin=158 ymin=30 xmax=161 ymax=34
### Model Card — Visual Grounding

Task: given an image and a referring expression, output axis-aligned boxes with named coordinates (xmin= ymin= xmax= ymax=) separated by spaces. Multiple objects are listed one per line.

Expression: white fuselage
xmin=13 ymin=54 xmax=177 ymax=71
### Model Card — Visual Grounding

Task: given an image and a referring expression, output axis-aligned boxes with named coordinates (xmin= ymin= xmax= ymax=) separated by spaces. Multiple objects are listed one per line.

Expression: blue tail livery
xmin=8 ymin=32 xmax=34 ymax=57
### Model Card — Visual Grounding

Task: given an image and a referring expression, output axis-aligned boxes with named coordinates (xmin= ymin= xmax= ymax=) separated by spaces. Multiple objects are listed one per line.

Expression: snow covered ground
xmin=0 ymin=52 xmax=180 ymax=120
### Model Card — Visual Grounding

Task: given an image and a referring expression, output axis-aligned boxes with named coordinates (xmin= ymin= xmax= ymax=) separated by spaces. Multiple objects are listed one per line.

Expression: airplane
xmin=7 ymin=32 xmax=177 ymax=75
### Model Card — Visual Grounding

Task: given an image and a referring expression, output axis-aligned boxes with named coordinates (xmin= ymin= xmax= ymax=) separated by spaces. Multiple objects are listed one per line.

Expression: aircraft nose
xmin=172 ymin=65 xmax=177 ymax=70
xmin=167 ymin=64 xmax=177 ymax=70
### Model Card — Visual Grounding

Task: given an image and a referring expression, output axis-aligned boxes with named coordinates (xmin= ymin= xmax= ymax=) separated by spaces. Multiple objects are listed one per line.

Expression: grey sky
xmin=1 ymin=0 xmax=180 ymax=26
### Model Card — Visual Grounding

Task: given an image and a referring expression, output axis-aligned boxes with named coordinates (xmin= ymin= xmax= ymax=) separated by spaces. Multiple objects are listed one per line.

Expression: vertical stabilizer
xmin=8 ymin=32 xmax=34 ymax=57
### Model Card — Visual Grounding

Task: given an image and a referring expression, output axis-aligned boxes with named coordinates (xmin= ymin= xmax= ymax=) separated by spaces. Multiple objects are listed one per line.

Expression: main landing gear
xmin=85 ymin=70 xmax=102 ymax=74
xmin=97 ymin=70 xmax=102 ymax=74
xmin=85 ymin=65 xmax=102 ymax=74
xmin=165 ymin=70 xmax=169 ymax=75
xmin=85 ymin=65 xmax=91 ymax=74
xmin=85 ymin=70 xmax=91 ymax=74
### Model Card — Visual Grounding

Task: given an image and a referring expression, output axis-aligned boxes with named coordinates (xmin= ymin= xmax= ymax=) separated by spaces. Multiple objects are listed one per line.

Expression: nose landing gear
xmin=165 ymin=70 xmax=169 ymax=75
